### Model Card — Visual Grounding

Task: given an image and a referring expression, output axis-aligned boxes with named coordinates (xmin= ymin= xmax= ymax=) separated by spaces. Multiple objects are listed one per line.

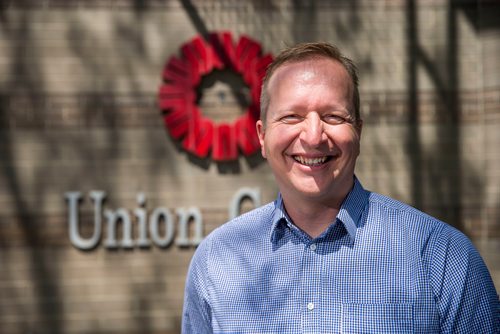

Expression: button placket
xmin=300 ymin=241 xmax=322 ymax=332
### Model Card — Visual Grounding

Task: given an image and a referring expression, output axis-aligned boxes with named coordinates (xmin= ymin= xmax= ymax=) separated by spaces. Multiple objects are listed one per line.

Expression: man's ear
xmin=256 ymin=120 xmax=267 ymax=159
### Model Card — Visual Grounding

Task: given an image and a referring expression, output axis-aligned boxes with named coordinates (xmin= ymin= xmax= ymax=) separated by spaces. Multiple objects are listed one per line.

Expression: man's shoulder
xmin=368 ymin=191 xmax=434 ymax=218
xmin=363 ymin=190 xmax=479 ymax=262
xmin=201 ymin=201 xmax=276 ymax=245
xmin=365 ymin=191 xmax=459 ymax=237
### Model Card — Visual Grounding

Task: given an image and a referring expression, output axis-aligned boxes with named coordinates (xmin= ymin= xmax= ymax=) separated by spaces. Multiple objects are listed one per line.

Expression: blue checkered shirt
xmin=183 ymin=178 xmax=500 ymax=333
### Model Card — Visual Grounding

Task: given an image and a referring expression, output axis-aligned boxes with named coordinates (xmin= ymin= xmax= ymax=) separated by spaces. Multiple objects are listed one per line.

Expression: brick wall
xmin=0 ymin=0 xmax=499 ymax=332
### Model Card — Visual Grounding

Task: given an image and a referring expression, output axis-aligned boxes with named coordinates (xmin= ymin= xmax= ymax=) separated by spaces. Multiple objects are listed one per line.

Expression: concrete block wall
xmin=0 ymin=0 xmax=498 ymax=332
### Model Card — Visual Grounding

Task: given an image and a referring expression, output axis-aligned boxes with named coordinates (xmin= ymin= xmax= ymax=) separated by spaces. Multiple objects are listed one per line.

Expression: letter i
xmin=135 ymin=193 xmax=151 ymax=247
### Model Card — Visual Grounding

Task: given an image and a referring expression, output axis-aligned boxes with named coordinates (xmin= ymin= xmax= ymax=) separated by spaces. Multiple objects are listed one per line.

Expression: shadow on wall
xmin=406 ymin=0 xmax=465 ymax=230
xmin=406 ymin=0 xmax=500 ymax=233
xmin=0 ymin=3 xmax=163 ymax=333
xmin=0 ymin=9 xmax=65 ymax=334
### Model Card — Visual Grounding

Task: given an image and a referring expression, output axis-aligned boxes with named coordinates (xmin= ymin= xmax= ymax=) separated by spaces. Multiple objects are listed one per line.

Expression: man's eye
xmin=323 ymin=114 xmax=349 ymax=125
xmin=279 ymin=115 xmax=303 ymax=124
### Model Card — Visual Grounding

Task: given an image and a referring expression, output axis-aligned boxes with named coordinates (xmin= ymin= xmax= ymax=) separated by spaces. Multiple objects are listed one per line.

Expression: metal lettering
xmin=176 ymin=207 xmax=203 ymax=247
xmin=104 ymin=208 xmax=134 ymax=248
xmin=134 ymin=193 xmax=150 ymax=247
xmin=149 ymin=207 xmax=175 ymax=247
xmin=229 ymin=187 xmax=261 ymax=220
xmin=65 ymin=187 xmax=261 ymax=250
xmin=65 ymin=191 xmax=104 ymax=250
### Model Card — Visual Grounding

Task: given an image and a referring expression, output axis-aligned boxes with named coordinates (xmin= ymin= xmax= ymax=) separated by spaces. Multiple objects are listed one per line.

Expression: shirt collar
xmin=336 ymin=177 xmax=369 ymax=244
xmin=270 ymin=194 xmax=289 ymax=243
xmin=270 ymin=177 xmax=369 ymax=245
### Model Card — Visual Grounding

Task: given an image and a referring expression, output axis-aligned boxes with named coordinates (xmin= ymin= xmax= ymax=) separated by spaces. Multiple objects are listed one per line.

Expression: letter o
xmin=149 ymin=207 xmax=175 ymax=248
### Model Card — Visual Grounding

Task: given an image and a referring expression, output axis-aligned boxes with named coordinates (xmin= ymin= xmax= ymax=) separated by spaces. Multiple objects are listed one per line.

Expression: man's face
xmin=257 ymin=58 xmax=362 ymax=206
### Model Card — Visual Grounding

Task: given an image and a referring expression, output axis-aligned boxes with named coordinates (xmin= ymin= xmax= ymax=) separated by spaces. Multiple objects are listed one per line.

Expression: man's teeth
xmin=294 ymin=156 xmax=328 ymax=166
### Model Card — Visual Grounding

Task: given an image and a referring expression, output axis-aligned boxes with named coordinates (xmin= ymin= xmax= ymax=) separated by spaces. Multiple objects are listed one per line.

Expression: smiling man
xmin=182 ymin=42 xmax=499 ymax=333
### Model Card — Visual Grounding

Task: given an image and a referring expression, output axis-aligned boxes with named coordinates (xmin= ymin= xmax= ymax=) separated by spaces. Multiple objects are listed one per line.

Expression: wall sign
xmin=65 ymin=187 xmax=261 ymax=250
xmin=158 ymin=32 xmax=273 ymax=161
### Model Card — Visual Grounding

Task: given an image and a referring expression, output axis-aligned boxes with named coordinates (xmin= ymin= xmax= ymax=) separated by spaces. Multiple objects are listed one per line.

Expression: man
xmin=182 ymin=42 xmax=499 ymax=333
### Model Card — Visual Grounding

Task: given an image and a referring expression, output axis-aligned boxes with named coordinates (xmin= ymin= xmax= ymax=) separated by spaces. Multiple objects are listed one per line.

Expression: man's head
xmin=260 ymin=42 xmax=360 ymax=129
xmin=256 ymin=42 xmax=362 ymax=206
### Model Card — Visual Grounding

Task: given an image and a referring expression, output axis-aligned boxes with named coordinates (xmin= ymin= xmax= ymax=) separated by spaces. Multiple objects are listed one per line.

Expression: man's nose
xmin=301 ymin=113 xmax=326 ymax=147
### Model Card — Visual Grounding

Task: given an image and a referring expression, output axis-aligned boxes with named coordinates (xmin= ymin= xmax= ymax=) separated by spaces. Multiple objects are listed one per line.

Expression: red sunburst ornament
xmin=158 ymin=32 xmax=273 ymax=161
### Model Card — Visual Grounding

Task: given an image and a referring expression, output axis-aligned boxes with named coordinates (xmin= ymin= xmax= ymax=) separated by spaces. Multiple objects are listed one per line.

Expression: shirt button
xmin=310 ymin=243 xmax=317 ymax=251
xmin=307 ymin=302 xmax=315 ymax=311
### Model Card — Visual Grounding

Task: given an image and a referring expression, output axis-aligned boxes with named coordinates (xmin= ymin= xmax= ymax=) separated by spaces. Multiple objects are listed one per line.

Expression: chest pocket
xmin=341 ymin=303 xmax=414 ymax=333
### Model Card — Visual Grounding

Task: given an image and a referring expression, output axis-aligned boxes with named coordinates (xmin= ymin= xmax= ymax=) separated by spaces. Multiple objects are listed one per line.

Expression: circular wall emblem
xmin=158 ymin=32 xmax=273 ymax=161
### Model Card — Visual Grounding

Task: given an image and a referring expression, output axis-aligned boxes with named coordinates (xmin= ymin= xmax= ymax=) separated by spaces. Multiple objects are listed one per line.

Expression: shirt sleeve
xmin=182 ymin=238 xmax=213 ymax=334
xmin=426 ymin=224 xmax=500 ymax=333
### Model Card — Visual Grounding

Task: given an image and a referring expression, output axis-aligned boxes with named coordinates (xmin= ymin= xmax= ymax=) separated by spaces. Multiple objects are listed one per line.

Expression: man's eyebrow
xmin=321 ymin=108 xmax=351 ymax=114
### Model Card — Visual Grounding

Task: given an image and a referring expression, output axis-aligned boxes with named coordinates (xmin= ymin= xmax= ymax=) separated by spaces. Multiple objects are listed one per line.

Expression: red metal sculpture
xmin=158 ymin=32 xmax=273 ymax=161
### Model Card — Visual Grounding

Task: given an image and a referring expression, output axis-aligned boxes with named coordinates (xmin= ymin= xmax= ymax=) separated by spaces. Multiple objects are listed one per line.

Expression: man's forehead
xmin=269 ymin=57 xmax=348 ymax=87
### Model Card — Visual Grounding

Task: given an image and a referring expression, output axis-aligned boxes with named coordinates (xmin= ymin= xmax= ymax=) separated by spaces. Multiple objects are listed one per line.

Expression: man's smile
xmin=292 ymin=155 xmax=332 ymax=166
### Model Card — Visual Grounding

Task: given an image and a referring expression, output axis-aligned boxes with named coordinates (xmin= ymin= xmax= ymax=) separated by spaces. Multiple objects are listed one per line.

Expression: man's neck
xmin=282 ymin=194 xmax=343 ymax=239
xmin=280 ymin=177 xmax=355 ymax=238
